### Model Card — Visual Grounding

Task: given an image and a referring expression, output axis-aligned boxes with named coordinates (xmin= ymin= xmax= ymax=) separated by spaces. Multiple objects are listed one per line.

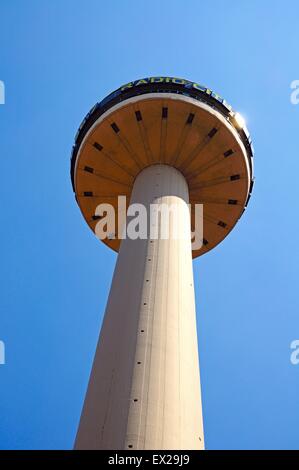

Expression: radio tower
xmin=70 ymin=77 xmax=254 ymax=449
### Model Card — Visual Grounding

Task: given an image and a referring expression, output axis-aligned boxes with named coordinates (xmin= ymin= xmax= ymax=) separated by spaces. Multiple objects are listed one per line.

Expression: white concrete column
xmin=74 ymin=164 xmax=204 ymax=450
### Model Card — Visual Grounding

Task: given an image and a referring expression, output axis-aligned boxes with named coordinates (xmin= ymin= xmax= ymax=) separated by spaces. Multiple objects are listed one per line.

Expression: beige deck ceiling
xmin=73 ymin=92 xmax=253 ymax=257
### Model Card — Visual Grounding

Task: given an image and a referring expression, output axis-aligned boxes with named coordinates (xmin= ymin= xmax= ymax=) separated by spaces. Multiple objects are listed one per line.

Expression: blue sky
xmin=0 ymin=0 xmax=299 ymax=450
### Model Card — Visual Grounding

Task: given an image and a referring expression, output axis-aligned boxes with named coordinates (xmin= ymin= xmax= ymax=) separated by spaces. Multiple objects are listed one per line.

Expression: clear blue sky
xmin=0 ymin=0 xmax=298 ymax=450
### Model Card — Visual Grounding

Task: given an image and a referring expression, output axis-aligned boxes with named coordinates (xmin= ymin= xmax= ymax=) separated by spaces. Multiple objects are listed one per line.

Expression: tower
xmin=70 ymin=77 xmax=254 ymax=450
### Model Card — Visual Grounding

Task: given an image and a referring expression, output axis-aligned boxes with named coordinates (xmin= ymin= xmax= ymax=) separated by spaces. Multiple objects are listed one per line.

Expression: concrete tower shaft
xmin=75 ymin=164 xmax=204 ymax=450
xmin=71 ymin=77 xmax=254 ymax=450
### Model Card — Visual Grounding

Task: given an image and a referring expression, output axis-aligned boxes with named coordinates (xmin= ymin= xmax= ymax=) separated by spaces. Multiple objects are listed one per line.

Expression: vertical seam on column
xmin=138 ymin=235 xmax=156 ymax=449
xmin=154 ymin=193 xmax=161 ymax=448
xmin=125 ymin=168 xmax=153 ymax=450
xmin=135 ymin=237 xmax=151 ymax=450
xmin=178 ymin=193 xmax=182 ymax=450
xmin=123 ymin=238 xmax=148 ymax=450
xmin=138 ymin=170 xmax=156 ymax=449
xmin=161 ymin=195 xmax=171 ymax=447
xmin=143 ymin=195 xmax=160 ymax=449
xmin=130 ymin=242 xmax=149 ymax=449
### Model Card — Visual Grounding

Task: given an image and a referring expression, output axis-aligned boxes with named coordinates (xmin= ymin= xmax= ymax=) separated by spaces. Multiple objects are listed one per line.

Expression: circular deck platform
xmin=71 ymin=77 xmax=254 ymax=257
